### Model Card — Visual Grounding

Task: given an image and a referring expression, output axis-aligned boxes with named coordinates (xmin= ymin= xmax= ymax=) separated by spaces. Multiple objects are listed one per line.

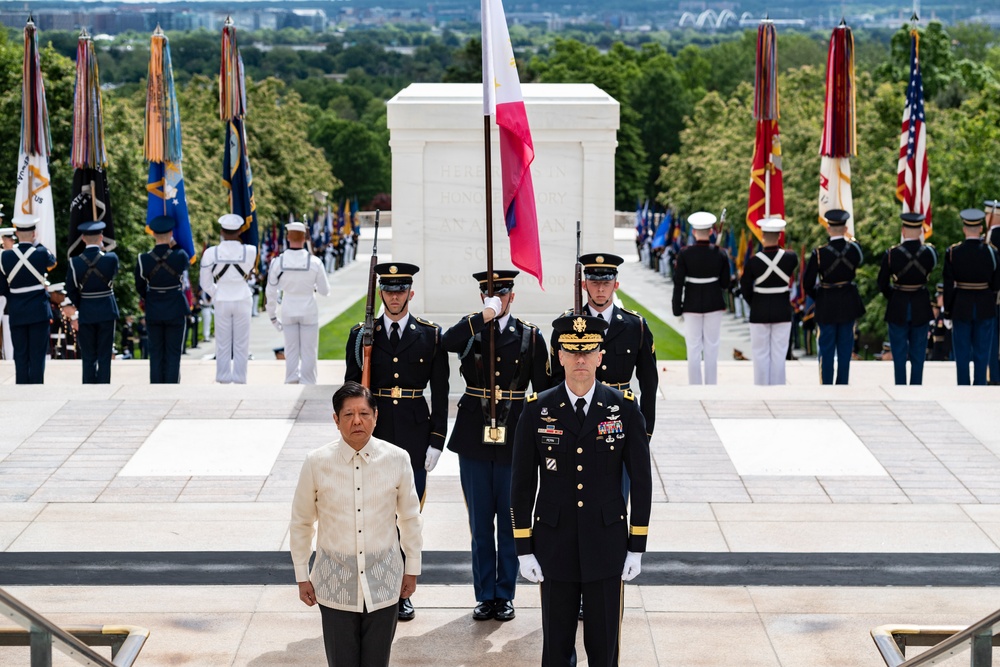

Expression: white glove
xmin=622 ymin=551 xmax=642 ymax=582
xmin=270 ymin=317 xmax=283 ymax=332
xmin=518 ymin=554 xmax=544 ymax=583
xmin=483 ymin=295 xmax=503 ymax=320
xmin=424 ymin=447 xmax=441 ymax=472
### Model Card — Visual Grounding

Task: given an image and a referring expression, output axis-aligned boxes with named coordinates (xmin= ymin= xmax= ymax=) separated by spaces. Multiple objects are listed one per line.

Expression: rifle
xmin=574 ymin=221 xmax=583 ymax=315
xmin=717 ymin=207 xmax=727 ymax=242
xmin=360 ymin=210 xmax=380 ymax=388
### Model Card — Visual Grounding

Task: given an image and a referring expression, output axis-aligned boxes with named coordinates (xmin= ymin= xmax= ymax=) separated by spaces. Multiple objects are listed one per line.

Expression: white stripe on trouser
xmin=214 ymin=297 xmax=253 ymax=384
xmin=1 ymin=314 xmax=12 ymax=361
xmin=282 ymin=315 xmax=320 ymax=384
xmin=749 ymin=322 xmax=792 ymax=385
xmin=683 ymin=310 xmax=724 ymax=385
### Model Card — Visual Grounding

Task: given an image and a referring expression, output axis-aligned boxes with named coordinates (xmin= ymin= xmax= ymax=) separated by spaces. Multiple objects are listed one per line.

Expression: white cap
xmin=46 ymin=282 xmax=65 ymax=293
xmin=286 ymin=221 xmax=307 ymax=233
xmin=218 ymin=213 xmax=245 ymax=231
xmin=12 ymin=217 xmax=39 ymax=231
xmin=759 ymin=217 xmax=787 ymax=233
xmin=688 ymin=211 xmax=718 ymax=229
xmin=0 ymin=228 xmax=15 ymax=238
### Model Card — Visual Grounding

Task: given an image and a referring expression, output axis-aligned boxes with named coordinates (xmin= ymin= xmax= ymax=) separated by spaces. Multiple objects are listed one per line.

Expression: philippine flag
xmin=482 ymin=0 xmax=543 ymax=287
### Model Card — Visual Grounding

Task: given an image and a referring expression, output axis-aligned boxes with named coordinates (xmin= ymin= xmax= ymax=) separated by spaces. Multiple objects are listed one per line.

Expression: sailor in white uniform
xmin=265 ymin=221 xmax=330 ymax=384
xmin=0 ymin=221 xmax=15 ymax=361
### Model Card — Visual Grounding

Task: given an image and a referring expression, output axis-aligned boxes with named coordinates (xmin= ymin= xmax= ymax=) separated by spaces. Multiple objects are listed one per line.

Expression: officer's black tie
xmin=390 ymin=321 xmax=400 ymax=350
xmin=575 ymin=397 xmax=587 ymax=424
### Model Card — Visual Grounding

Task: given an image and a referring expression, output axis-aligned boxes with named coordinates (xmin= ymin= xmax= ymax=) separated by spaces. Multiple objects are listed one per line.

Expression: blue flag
xmin=652 ymin=209 xmax=672 ymax=249
xmin=146 ymin=160 xmax=194 ymax=259
xmin=223 ymin=117 xmax=258 ymax=249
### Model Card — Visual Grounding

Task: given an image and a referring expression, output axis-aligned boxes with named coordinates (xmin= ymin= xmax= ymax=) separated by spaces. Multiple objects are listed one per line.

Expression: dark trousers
xmin=989 ymin=310 xmax=999 ymax=383
xmin=817 ymin=321 xmax=854 ymax=384
xmin=319 ymin=602 xmax=397 ymax=667
xmin=459 ymin=455 xmax=516 ymax=602
xmin=888 ymin=322 xmax=930 ymax=385
xmin=147 ymin=318 xmax=186 ymax=384
xmin=540 ymin=575 xmax=623 ymax=667
xmin=11 ymin=321 xmax=48 ymax=384
xmin=77 ymin=320 xmax=115 ymax=384
xmin=952 ymin=317 xmax=993 ymax=385
xmin=412 ymin=466 xmax=427 ymax=506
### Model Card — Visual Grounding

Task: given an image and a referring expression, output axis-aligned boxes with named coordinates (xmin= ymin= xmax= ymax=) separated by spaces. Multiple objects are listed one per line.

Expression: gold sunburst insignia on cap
xmin=573 ymin=317 xmax=587 ymax=333
xmin=389 ymin=265 xmax=398 ymax=274
xmin=596 ymin=256 xmax=605 ymax=263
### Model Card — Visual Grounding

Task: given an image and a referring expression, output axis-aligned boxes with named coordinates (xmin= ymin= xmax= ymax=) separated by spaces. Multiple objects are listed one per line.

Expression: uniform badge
xmin=606 ymin=436 xmax=616 ymax=444
xmin=541 ymin=416 xmax=558 ymax=423
xmin=545 ymin=458 xmax=558 ymax=471
xmin=598 ymin=421 xmax=624 ymax=436
xmin=541 ymin=436 xmax=560 ymax=445
xmin=541 ymin=407 xmax=549 ymax=416
xmin=608 ymin=405 xmax=620 ymax=413
xmin=606 ymin=414 xmax=621 ymax=421
xmin=538 ymin=426 xmax=563 ymax=435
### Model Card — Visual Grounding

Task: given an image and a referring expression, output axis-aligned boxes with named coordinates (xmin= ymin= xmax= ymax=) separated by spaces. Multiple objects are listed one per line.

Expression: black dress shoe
xmin=398 ymin=597 xmax=415 ymax=621
xmin=473 ymin=600 xmax=495 ymax=621
xmin=494 ymin=599 xmax=515 ymax=622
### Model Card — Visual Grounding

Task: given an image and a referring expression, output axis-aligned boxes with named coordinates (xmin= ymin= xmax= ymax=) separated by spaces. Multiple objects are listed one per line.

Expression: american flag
xmin=896 ymin=30 xmax=931 ymax=234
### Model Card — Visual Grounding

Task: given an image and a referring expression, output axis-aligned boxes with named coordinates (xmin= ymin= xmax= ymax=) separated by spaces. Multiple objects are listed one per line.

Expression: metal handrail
xmin=872 ymin=607 xmax=1000 ymax=666
xmin=0 ymin=587 xmax=148 ymax=666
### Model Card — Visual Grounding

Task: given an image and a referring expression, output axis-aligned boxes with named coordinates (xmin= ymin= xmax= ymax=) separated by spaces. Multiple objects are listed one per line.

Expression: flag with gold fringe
xmin=896 ymin=25 xmax=931 ymax=237
xmin=746 ymin=20 xmax=784 ymax=244
xmin=220 ymin=18 xmax=258 ymax=250
xmin=819 ymin=21 xmax=856 ymax=238
xmin=145 ymin=27 xmax=195 ymax=260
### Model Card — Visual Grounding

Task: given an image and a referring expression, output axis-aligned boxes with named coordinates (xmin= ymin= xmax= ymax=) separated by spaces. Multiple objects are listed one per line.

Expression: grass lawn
xmin=319 ymin=291 xmax=686 ymax=361
xmin=617 ymin=290 xmax=687 ymax=360
xmin=318 ymin=296 xmax=366 ymax=360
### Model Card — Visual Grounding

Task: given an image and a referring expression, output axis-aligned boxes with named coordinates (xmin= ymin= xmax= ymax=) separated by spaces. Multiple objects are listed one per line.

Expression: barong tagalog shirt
xmin=290 ymin=437 xmax=423 ymax=612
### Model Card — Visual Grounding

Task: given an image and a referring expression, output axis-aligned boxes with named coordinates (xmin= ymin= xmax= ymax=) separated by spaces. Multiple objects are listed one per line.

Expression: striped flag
xmin=482 ymin=0 xmax=542 ymax=287
xmin=746 ymin=21 xmax=784 ymax=243
xmin=819 ymin=23 xmax=856 ymax=238
xmin=896 ymin=29 xmax=931 ymax=236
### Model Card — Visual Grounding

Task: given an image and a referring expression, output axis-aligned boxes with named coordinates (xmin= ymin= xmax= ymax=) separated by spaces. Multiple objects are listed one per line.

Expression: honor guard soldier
xmin=943 ymin=208 xmax=1000 ymax=385
xmin=344 ymin=262 xmax=449 ymax=621
xmin=985 ymin=200 xmax=1000 ymax=383
xmin=550 ymin=253 xmax=657 ymax=438
xmin=265 ymin=221 xmax=330 ymax=384
xmin=201 ymin=213 xmax=257 ymax=384
xmin=0 ymin=217 xmax=56 ymax=383
xmin=136 ymin=215 xmax=191 ymax=383
xmin=66 ymin=221 xmax=119 ymax=384
xmin=441 ymin=270 xmax=549 ymax=623
xmin=671 ymin=211 xmax=731 ymax=384
xmin=0 ymin=220 xmax=15 ymax=361
xmin=876 ymin=212 xmax=937 ymax=384
xmin=740 ymin=218 xmax=798 ymax=385
xmin=803 ymin=209 xmax=865 ymax=385
xmin=512 ymin=315 xmax=651 ymax=667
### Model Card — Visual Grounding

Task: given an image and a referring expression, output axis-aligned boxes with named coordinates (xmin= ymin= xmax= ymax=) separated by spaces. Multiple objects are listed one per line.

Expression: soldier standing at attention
xmin=441 ymin=270 xmax=548 ymax=622
xmin=984 ymin=200 xmax=1000 ymax=384
xmin=0 ymin=217 xmax=56 ymax=384
xmin=344 ymin=262 xmax=449 ymax=621
xmin=803 ymin=209 xmax=865 ymax=385
xmin=943 ymin=208 xmax=1000 ymax=385
xmin=512 ymin=314 xmax=651 ymax=667
xmin=740 ymin=218 xmax=798 ymax=386
xmin=876 ymin=212 xmax=937 ymax=385
xmin=265 ymin=221 xmax=330 ymax=384
xmin=135 ymin=216 xmax=191 ymax=383
xmin=201 ymin=213 xmax=257 ymax=384
xmin=671 ymin=211 xmax=731 ymax=384
xmin=0 ymin=218 xmax=15 ymax=361
xmin=66 ymin=221 xmax=119 ymax=384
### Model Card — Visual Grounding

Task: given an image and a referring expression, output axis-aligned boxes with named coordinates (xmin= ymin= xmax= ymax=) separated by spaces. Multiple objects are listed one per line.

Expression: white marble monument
xmin=387 ymin=83 xmax=620 ymax=330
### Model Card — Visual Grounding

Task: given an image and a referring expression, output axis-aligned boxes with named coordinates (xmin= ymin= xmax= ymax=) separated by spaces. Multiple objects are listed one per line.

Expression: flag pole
xmin=483 ymin=114 xmax=499 ymax=441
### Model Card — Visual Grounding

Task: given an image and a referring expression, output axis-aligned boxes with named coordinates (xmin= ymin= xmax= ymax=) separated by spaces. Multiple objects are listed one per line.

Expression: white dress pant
xmin=282 ymin=314 xmax=320 ymax=384
xmin=750 ymin=321 xmax=792 ymax=385
xmin=684 ymin=310 xmax=724 ymax=384
xmin=1 ymin=314 xmax=12 ymax=361
xmin=202 ymin=306 xmax=213 ymax=339
xmin=215 ymin=297 xmax=252 ymax=384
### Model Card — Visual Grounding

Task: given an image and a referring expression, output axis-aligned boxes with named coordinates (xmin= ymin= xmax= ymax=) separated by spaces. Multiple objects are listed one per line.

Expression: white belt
xmin=8 ymin=284 xmax=46 ymax=294
xmin=685 ymin=276 xmax=718 ymax=284
xmin=81 ymin=290 xmax=113 ymax=299
xmin=755 ymin=286 xmax=790 ymax=294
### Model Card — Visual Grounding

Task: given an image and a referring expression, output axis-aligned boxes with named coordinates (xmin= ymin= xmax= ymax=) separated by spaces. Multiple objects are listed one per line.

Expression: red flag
xmin=746 ymin=21 xmax=784 ymax=244
xmin=482 ymin=0 xmax=543 ymax=287
xmin=896 ymin=29 xmax=931 ymax=236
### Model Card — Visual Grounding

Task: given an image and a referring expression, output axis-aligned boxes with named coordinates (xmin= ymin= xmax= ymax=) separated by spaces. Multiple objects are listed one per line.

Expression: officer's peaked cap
xmin=552 ymin=314 xmax=608 ymax=353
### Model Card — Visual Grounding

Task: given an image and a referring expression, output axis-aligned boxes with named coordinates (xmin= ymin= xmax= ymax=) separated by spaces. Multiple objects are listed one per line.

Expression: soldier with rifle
xmin=345 ymin=212 xmax=449 ymax=621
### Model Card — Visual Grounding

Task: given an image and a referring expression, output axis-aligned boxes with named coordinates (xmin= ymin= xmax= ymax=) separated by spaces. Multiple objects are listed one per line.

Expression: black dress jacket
xmin=671 ymin=241 xmax=731 ymax=315
xmin=942 ymin=239 xmax=1000 ymax=322
xmin=740 ymin=247 xmax=799 ymax=323
xmin=876 ymin=240 xmax=937 ymax=326
xmin=802 ymin=238 xmax=865 ymax=324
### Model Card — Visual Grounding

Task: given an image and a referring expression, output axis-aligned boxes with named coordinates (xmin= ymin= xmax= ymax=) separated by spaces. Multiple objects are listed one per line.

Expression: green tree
xmin=308 ymin=113 xmax=390 ymax=205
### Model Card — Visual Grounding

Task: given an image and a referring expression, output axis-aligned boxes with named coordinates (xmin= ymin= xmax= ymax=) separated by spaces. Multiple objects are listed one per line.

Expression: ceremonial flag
xmin=819 ymin=22 xmax=856 ymax=238
xmin=652 ymin=209 xmax=672 ymax=250
xmin=896 ymin=27 xmax=931 ymax=236
xmin=746 ymin=21 xmax=784 ymax=243
xmin=69 ymin=30 xmax=115 ymax=256
xmin=145 ymin=27 xmax=195 ymax=259
xmin=220 ymin=19 xmax=258 ymax=249
xmin=14 ymin=17 xmax=57 ymax=256
xmin=482 ymin=0 xmax=542 ymax=287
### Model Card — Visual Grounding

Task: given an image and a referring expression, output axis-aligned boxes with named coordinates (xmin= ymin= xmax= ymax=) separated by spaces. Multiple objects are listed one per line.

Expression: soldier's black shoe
xmin=494 ymin=599 xmax=515 ymax=622
xmin=473 ymin=600 xmax=495 ymax=621
xmin=578 ymin=600 xmax=584 ymax=621
xmin=398 ymin=597 xmax=415 ymax=621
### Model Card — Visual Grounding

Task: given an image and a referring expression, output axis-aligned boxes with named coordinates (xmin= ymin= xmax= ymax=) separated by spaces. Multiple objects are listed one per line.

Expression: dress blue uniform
xmin=135 ymin=216 xmax=190 ymax=383
xmin=0 ymin=220 xmax=55 ymax=384
xmin=802 ymin=210 xmax=865 ymax=385
xmin=943 ymin=209 xmax=1000 ymax=385
xmin=67 ymin=222 xmax=119 ymax=384
xmin=876 ymin=213 xmax=937 ymax=385
xmin=512 ymin=315 xmax=651 ymax=667
xmin=442 ymin=270 xmax=549 ymax=620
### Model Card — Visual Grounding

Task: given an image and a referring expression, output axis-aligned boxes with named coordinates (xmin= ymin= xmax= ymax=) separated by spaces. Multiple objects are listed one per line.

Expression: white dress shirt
xmin=382 ymin=313 xmax=411 ymax=340
xmin=290 ymin=436 xmax=423 ymax=612
xmin=564 ymin=380 xmax=597 ymax=416
xmin=201 ymin=240 xmax=257 ymax=302
xmin=265 ymin=248 xmax=330 ymax=320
